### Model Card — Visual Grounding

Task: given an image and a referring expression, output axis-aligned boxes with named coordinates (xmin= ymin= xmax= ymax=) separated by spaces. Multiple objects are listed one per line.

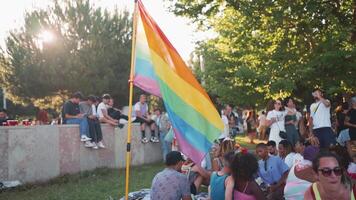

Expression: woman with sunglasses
xmin=304 ymin=151 xmax=355 ymax=200
xmin=266 ymin=99 xmax=286 ymax=146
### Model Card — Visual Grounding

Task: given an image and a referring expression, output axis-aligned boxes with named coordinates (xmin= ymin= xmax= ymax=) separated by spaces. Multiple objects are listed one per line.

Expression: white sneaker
xmin=92 ymin=143 xmax=99 ymax=150
xmin=81 ymin=135 xmax=92 ymax=142
xmin=84 ymin=141 xmax=95 ymax=148
xmin=97 ymin=141 xmax=106 ymax=148
xmin=141 ymin=137 xmax=149 ymax=144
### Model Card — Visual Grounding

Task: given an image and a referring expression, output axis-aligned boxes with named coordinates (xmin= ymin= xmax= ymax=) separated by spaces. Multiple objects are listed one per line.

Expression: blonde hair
xmin=220 ymin=139 xmax=236 ymax=156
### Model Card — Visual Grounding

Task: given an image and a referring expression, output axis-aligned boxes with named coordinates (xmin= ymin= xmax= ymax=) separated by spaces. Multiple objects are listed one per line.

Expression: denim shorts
xmin=313 ymin=127 xmax=336 ymax=148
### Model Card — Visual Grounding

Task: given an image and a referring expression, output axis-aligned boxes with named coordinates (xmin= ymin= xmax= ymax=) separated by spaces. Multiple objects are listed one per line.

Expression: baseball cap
xmin=165 ymin=151 xmax=185 ymax=166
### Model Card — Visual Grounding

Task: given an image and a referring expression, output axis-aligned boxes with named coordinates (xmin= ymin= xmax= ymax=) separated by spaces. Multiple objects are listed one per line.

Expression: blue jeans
xmin=159 ymin=132 xmax=172 ymax=161
xmin=66 ymin=118 xmax=89 ymax=138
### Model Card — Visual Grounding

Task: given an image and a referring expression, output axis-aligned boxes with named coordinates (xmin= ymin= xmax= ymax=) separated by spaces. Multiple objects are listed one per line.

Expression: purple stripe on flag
xmin=173 ymin=128 xmax=206 ymax=164
xmin=133 ymin=75 xmax=161 ymax=97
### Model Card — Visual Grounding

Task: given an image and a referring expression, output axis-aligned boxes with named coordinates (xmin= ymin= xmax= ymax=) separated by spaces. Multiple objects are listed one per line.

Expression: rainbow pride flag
xmin=133 ymin=0 xmax=224 ymax=163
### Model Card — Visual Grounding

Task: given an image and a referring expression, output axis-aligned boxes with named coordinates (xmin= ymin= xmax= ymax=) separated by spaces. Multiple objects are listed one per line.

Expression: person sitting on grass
xmin=212 ymin=138 xmax=236 ymax=171
xmin=228 ymin=152 xmax=266 ymax=200
xmin=209 ymin=151 xmax=235 ymax=200
xmin=79 ymin=95 xmax=105 ymax=149
xmin=62 ymin=92 xmax=91 ymax=142
xmin=256 ymin=143 xmax=289 ymax=200
xmin=97 ymin=94 xmax=123 ymax=128
xmin=151 ymin=151 xmax=191 ymax=200
xmin=279 ymin=140 xmax=303 ymax=168
xmin=284 ymin=145 xmax=319 ymax=200
xmin=134 ymin=94 xmax=158 ymax=143
xmin=304 ymin=151 xmax=355 ymax=200
xmin=267 ymin=140 xmax=278 ymax=156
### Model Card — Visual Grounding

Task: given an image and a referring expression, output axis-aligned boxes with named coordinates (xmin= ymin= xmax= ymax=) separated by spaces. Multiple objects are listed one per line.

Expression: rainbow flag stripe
xmin=133 ymin=0 xmax=224 ymax=163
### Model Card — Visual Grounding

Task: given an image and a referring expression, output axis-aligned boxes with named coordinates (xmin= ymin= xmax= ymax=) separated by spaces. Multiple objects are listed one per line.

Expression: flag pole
xmin=124 ymin=1 xmax=138 ymax=200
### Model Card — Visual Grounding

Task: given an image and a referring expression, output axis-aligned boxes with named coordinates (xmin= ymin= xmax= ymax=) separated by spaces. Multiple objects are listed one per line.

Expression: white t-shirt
xmin=97 ymin=102 xmax=108 ymax=119
xmin=92 ymin=105 xmax=98 ymax=117
xmin=267 ymin=110 xmax=286 ymax=131
xmin=133 ymin=102 xmax=148 ymax=117
xmin=221 ymin=115 xmax=229 ymax=137
xmin=310 ymin=101 xmax=331 ymax=129
xmin=284 ymin=152 xmax=304 ymax=168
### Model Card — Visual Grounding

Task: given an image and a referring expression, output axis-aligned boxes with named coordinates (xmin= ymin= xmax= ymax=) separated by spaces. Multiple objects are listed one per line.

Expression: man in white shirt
xmin=133 ymin=94 xmax=158 ymax=143
xmin=309 ymin=88 xmax=336 ymax=148
xmin=97 ymin=94 xmax=119 ymax=127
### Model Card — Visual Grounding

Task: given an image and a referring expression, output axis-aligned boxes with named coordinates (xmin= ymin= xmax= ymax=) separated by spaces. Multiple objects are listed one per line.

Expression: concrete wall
xmin=0 ymin=124 xmax=162 ymax=183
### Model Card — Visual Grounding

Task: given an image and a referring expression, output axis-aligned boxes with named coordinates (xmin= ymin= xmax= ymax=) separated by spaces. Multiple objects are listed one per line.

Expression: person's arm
xmin=250 ymin=181 xmax=267 ymax=200
xmin=320 ymin=98 xmax=331 ymax=107
xmin=345 ymin=115 xmax=356 ymax=128
xmin=102 ymin=108 xmax=118 ymax=122
xmin=270 ymin=170 xmax=288 ymax=192
xmin=224 ymin=176 xmax=234 ymax=200
xmin=295 ymin=166 xmax=317 ymax=183
xmin=65 ymin=113 xmax=81 ymax=119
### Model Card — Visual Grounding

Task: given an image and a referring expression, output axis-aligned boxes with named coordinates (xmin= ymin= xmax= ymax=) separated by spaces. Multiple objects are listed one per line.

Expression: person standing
xmin=284 ymin=97 xmax=300 ymax=146
xmin=154 ymin=108 xmax=172 ymax=161
xmin=246 ymin=110 xmax=258 ymax=144
xmin=309 ymin=89 xmax=336 ymax=148
xmin=266 ymin=99 xmax=286 ymax=146
xmin=258 ymin=111 xmax=268 ymax=140
xmin=62 ymin=92 xmax=91 ymax=142
xmin=345 ymin=97 xmax=356 ymax=144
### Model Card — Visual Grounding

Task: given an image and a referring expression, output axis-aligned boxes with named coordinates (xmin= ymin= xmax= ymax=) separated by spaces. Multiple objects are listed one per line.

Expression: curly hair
xmin=220 ymin=139 xmax=236 ymax=156
xmin=231 ymin=153 xmax=258 ymax=182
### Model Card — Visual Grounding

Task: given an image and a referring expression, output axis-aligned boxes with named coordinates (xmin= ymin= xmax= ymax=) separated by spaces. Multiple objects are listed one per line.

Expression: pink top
xmin=233 ymin=182 xmax=257 ymax=200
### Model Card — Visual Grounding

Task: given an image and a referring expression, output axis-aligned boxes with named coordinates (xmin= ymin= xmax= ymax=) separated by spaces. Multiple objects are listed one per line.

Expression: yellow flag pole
xmin=124 ymin=1 xmax=138 ymax=200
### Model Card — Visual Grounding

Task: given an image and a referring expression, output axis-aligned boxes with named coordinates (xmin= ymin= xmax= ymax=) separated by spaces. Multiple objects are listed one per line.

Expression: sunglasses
xmin=318 ymin=167 xmax=342 ymax=177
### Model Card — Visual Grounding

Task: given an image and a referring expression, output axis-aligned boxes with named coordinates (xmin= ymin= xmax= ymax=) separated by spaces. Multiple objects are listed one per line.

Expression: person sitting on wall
xmin=79 ymin=95 xmax=105 ymax=149
xmin=97 ymin=94 xmax=123 ymax=128
xmin=62 ymin=92 xmax=91 ymax=142
xmin=107 ymin=98 xmax=129 ymax=122
xmin=133 ymin=94 xmax=158 ymax=143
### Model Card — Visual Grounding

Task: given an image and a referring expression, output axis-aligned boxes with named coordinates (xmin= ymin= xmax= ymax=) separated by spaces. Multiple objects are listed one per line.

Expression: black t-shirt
xmin=336 ymin=112 xmax=347 ymax=133
xmin=348 ymin=108 xmax=356 ymax=135
xmin=63 ymin=101 xmax=80 ymax=119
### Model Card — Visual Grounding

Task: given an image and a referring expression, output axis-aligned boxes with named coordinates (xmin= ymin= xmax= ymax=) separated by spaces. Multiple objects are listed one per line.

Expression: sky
xmin=0 ymin=0 xmax=204 ymax=60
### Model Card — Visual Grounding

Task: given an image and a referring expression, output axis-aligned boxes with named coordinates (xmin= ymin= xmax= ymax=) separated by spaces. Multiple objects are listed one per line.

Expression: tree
xmin=0 ymin=0 xmax=132 ymax=110
xmin=169 ymin=0 xmax=356 ymax=107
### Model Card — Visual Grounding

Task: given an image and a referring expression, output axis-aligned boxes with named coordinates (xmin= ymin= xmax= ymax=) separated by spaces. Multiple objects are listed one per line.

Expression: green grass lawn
xmin=0 ymin=162 xmax=163 ymax=200
xmin=0 ymin=136 xmax=259 ymax=200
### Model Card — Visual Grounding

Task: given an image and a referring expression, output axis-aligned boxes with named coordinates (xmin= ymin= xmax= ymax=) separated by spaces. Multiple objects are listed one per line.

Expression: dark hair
xmin=341 ymin=102 xmax=349 ymax=110
xmin=223 ymin=151 xmax=235 ymax=167
xmin=284 ymin=97 xmax=294 ymax=107
xmin=71 ymin=92 xmax=83 ymax=99
xmin=154 ymin=108 xmax=161 ymax=112
xmin=102 ymin=94 xmax=111 ymax=100
xmin=267 ymin=140 xmax=276 ymax=147
xmin=256 ymin=143 xmax=267 ymax=149
xmin=232 ymin=153 xmax=258 ymax=182
xmin=87 ymin=95 xmax=96 ymax=102
xmin=329 ymin=145 xmax=352 ymax=170
xmin=266 ymin=100 xmax=275 ymax=112
xmin=312 ymin=151 xmax=342 ymax=173
xmin=295 ymin=137 xmax=306 ymax=146
xmin=279 ymin=140 xmax=293 ymax=153
xmin=165 ymin=151 xmax=185 ymax=166
xmin=313 ymin=88 xmax=324 ymax=93
xmin=0 ymin=108 xmax=7 ymax=113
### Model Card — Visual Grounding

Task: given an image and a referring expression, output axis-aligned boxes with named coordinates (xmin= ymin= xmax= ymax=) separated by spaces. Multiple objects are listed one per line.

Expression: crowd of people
xmin=150 ymin=90 xmax=356 ymax=200
xmin=61 ymin=92 xmax=173 ymax=157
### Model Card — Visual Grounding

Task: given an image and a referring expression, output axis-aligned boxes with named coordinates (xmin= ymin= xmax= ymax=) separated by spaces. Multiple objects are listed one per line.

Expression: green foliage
xmin=170 ymin=0 xmax=356 ymax=107
xmin=0 ymin=0 xmax=132 ymax=110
